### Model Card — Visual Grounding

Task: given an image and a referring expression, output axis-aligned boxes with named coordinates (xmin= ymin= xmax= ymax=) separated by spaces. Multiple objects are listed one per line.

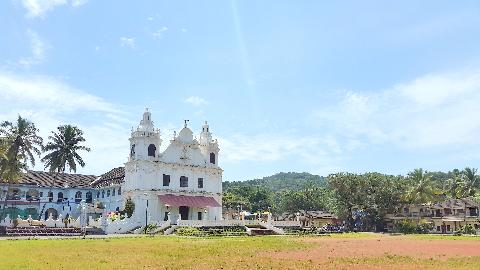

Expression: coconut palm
xmin=0 ymin=116 xmax=43 ymax=182
xmin=458 ymin=167 xmax=480 ymax=198
xmin=404 ymin=168 xmax=441 ymax=204
xmin=444 ymin=171 xmax=463 ymax=199
xmin=0 ymin=116 xmax=43 ymax=218
xmin=41 ymin=125 xmax=90 ymax=174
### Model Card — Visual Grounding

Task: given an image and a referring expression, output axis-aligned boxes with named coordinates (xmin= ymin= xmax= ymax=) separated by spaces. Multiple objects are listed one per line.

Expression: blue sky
xmin=1 ymin=1 xmax=480 ymax=181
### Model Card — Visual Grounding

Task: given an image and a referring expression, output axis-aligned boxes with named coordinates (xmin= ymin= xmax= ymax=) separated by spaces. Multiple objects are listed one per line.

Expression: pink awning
xmin=158 ymin=194 xmax=221 ymax=207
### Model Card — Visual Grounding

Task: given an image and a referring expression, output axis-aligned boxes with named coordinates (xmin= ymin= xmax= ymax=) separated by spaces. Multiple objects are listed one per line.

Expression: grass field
xmin=1 ymin=234 xmax=480 ymax=269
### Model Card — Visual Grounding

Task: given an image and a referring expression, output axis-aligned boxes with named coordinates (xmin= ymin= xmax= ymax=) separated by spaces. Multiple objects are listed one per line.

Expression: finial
xmin=204 ymin=121 xmax=208 ymax=125
xmin=145 ymin=107 xmax=149 ymax=112
xmin=184 ymin=119 xmax=189 ymax=127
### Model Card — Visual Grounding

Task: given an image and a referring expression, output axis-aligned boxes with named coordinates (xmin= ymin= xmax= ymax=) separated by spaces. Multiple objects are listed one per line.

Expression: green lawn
xmin=0 ymin=234 xmax=479 ymax=270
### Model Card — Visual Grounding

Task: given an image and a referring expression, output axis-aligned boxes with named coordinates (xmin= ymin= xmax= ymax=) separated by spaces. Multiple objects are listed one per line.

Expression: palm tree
xmin=404 ymin=168 xmax=441 ymax=204
xmin=0 ymin=116 xmax=43 ymax=174
xmin=41 ymin=125 xmax=90 ymax=174
xmin=0 ymin=116 xmax=43 ymax=218
xmin=445 ymin=171 xmax=463 ymax=199
xmin=458 ymin=167 xmax=480 ymax=198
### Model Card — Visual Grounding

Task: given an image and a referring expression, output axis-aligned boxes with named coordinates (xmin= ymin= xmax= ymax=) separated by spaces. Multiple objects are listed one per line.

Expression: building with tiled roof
xmin=91 ymin=167 xmax=125 ymax=188
xmin=1 ymin=109 xmax=223 ymax=227
xmin=0 ymin=169 xmax=124 ymax=221
xmin=385 ymin=198 xmax=480 ymax=234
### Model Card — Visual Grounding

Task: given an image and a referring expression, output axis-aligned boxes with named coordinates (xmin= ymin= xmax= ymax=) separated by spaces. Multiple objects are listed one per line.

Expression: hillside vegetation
xmin=223 ymin=172 xmax=326 ymax=192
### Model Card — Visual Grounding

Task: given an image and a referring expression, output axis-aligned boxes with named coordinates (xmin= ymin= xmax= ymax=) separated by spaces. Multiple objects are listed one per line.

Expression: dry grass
xmin=0 ymin=234 xmax=479 ymax=269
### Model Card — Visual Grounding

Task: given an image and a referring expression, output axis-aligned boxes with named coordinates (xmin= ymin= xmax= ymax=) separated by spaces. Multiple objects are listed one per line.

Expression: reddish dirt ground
xmin=264 ymin=234 xmax=480 ymax=269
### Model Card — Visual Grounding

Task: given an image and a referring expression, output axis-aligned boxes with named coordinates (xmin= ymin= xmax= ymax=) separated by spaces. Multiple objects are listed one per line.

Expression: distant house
xmin=276 ymin=210 xmax=339 ymax=228
xmin=385 ymin=198 xmax=480 ymax=234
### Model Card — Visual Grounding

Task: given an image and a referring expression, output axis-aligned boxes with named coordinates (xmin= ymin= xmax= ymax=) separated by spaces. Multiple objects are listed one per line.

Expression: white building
xmin=0 ymin=109 xmax=223 ymax=226
xmin=122 ymin=109 xmax=223 ymax=223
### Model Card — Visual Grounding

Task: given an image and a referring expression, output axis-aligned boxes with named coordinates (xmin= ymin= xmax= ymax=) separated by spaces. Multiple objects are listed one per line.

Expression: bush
xmin=124 ymin=198 xmax=135 ymax=218
xmin=456 ymin=224 xmax=477 ymax=235
xmin=393 ymin=220 xmax=433 ymax=234
xmin=144 ymin=224 xmax=158 ymax=234
xmin=175 ymin=226 xmax=202 ymax=236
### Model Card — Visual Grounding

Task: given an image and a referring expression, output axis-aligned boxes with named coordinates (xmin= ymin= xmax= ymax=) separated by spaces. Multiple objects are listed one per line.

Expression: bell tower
xmin=129 ymin=109 xmax=162 ymax=160
xmin=199 ymin=121 xmax=219 ymax=166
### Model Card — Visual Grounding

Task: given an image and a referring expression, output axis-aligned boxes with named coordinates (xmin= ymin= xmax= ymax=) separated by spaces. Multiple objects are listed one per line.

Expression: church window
xmin=102 ymin=190 xmax=105 ymax=198
xmin=118 ymin=187 xmax=121 ymax=195
xmin=113 ymin=188 xmax=116 ymax=196
xmin=180 ymin=176 xmax=188 ymax=187
xmin=130 ymin=144 xmax=135 ymax=157
xmin=197 ymin=212 xmax=202 ymax=220
xmin=198 ymin=178 xmax=204 ymax=189
xmin=96 ymin=191 xmax=100 ymax=198
xmin=48 ymin=192 xmax=53 ymax=202
xmin=107 ymin=190 xmax=111 ymax=197
xmin=163 ymin=174 xmax=170 ymax=186
xmin=148 ymin=144 xmax=156 ymax=157
xmin=210 ymin=153 xmax=216 ymax=164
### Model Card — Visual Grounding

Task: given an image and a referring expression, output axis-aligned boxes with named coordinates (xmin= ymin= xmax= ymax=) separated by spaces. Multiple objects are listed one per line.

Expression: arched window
xmin=97 ymin=191 xmax=100 ymax=198
xmin=102 ymin=190 xmax=105 ymax=198
xmin=86 ymin=192 xmax=92 ymax=203
xmin=210 ymin=153 xmax=216 ymax=164
xmin=112 ymin=188 xmax=116 ymax=196
xmin=118 ymin=187 xmax=121 ymax=195
xmin=130 ymin=144 xmax=135 ymax=157
xmin=180 ymin=176 xmax=188 ymax=187
xmin=75 ymin=191 xmax=82 ymax=203
xmin=107 ymin=190 xmax=111 ymax=197
xmin=57 ymin=192 xmax=64 ymax=203
xmin=148 ymin=144 xmax=156 ymax=157
xmin=48 ymin=192 xmax=53 ymax=202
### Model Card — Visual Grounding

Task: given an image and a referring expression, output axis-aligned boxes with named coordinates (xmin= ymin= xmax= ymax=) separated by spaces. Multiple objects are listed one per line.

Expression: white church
xmin=0 ymin=109 xmax=223 ymax=231
xmin=122 ymin=109 xmax=223 ymax=223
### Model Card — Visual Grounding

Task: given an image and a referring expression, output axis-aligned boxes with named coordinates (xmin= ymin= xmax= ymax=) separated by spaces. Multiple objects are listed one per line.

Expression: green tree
xmin=41 ymin=125 xmax=90 ymax=174
xmin=0 ymin=116 xmax=43 ymax=218
xmin=277 ymin=187 xmax=329 ymax=213
xmin=124 ymin=197 xmax=135 ymax=218
xmin=458 ymin=168 xmax=480 ymax=198
xmin=444 ymin=170 xmax=463 ymax=199
xmin=404 ymin=169 xmax=441 ymax=204
xmin=0 ymin=116 xmax=43 ymax=183
xmin=328 ymin=172 xmax=407 ymax=231
xmin=222 ymin=192 xmax=250 ymax=210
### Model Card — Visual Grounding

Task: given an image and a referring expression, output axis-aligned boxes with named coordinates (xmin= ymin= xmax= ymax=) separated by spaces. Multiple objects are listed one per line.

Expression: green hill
xmin=223 ymin=172 xmax=327 ymax=193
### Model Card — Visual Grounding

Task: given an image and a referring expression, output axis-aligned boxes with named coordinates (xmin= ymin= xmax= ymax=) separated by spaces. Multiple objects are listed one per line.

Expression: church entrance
xmin=179 ymin=206 xmax=189 ymax=220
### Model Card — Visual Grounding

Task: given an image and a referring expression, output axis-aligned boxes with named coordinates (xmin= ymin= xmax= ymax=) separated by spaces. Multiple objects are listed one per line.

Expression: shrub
xmin=124 ymin=198 xmax=135 ymax=218
xmin=175 ymin=226 xmax=202 ymax=236
xmin=456 ymin=224 xmax=477 ymax=235
xmin=144 ymin=224 xmax=158 ymax=234
xmin=393 ymin=220 xmax=433 ymax=234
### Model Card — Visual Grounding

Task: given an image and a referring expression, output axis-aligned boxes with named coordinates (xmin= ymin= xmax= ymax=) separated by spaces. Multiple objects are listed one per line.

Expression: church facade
xmin=122 ymin=109 xmax=223 ymax=223
xmin=0 ymin=109 xmax=223 ymax=225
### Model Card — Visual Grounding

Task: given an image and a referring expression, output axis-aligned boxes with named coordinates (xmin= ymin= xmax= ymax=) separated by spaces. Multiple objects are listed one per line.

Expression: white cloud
xmin=119 ymin=37 xmax=136 ymax=49
xmin=152 ymin=27 xmax=168 ymax=39
xmin=219 ymin=134 xmax=343 ymax=167
xmin=20 ymin=0 xmax=88 ymax=18
xmin=0 ymin=72 xmax=133 ymax=175
xmin=18 ymin=29 xmax=48 ymax=67
xmin=184 ymin=96 xmax=209 ymax=106
xmin=311 ymin=69 xmax=480 ymax=150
